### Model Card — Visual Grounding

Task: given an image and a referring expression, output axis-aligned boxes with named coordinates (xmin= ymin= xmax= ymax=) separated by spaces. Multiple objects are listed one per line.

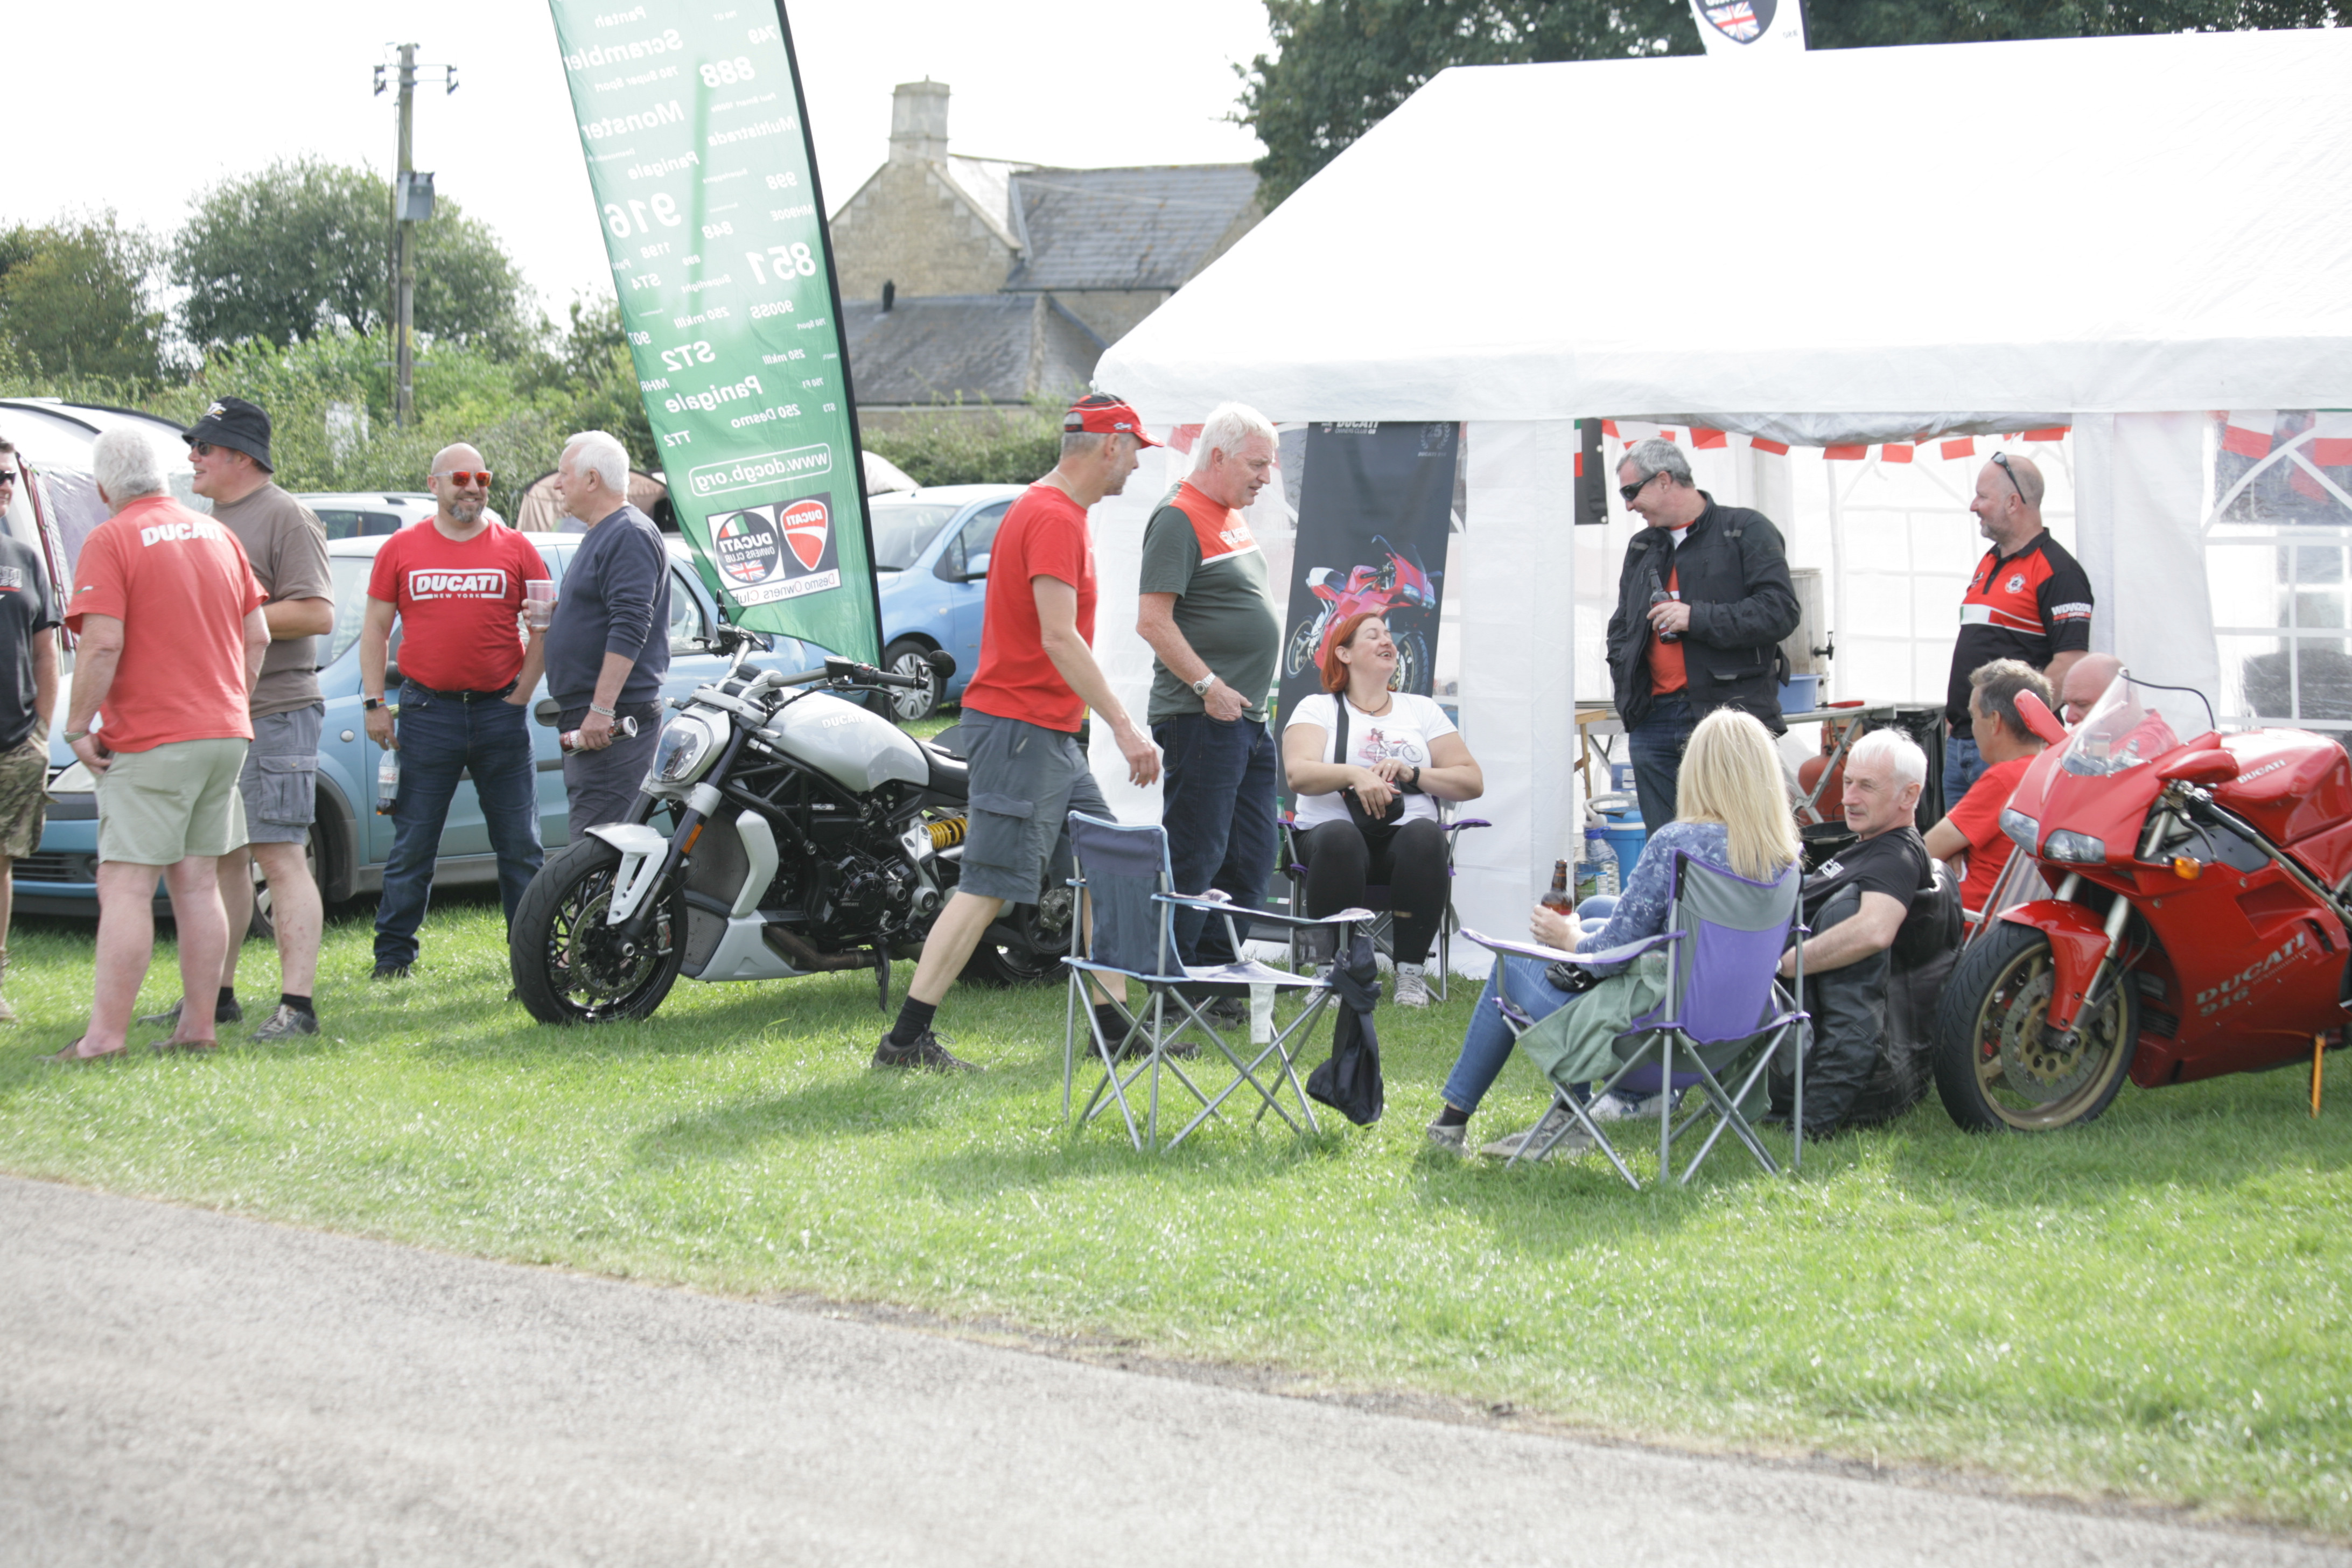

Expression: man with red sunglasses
xmin=358 ymin=443 xmax=550 ymax=979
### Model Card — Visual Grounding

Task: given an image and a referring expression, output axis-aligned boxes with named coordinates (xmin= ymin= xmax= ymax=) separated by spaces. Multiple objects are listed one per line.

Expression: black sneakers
xmin=370 ymin=963 xmax=411 ymax=981
xmin=872 ymin=1028 xmax=982 ymax=1073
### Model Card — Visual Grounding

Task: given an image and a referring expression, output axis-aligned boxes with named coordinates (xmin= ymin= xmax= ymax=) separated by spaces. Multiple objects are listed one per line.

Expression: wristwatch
xmin=1191 ymin=673 xmax=1216 ymax=697
xmin=363 ymin=697 xmax=384 ymax=711
xmin=64 ymin=729 xmax=88 ymax=744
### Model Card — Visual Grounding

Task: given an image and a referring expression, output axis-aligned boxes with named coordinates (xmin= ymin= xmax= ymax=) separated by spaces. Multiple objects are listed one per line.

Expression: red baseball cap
xmin=1063 ymin=393 xmax=1160 ymax=447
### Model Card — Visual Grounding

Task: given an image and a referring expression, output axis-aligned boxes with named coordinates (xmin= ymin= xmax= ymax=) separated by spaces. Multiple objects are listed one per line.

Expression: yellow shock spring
xmin=927 ymin=817 xmax=967 ymax=850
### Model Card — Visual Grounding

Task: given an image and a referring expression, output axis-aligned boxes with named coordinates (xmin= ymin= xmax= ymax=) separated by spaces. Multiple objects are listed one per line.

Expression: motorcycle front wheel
xmin=510 ymin=838 xmax=685 ymax=1024
xmin=1933 ymin=919 xmax=2138 ymax=1131
xmin=1390 ymin=627 xmax=1430 ymax=695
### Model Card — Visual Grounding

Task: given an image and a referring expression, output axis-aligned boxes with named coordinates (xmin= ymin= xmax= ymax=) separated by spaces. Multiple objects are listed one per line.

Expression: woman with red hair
xmin=1279 ymin=613 xmax=1485 ymax=1006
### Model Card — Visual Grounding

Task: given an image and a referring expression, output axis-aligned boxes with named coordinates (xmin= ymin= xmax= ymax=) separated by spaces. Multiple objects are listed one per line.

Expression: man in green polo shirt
xmin=1135 ymin=401 xmax=1284 ymax=972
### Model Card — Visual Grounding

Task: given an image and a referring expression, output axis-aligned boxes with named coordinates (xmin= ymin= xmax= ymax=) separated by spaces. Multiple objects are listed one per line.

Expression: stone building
xmin=828 ymin=80 xmax=1262 ymax=425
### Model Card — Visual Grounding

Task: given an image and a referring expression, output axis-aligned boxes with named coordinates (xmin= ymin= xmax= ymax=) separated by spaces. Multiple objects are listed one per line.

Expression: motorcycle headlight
xmin=651 ymin=713 xmax=719 ymax=785
xmin=2041 ymin=828 xmax=2108 ymax=864
xmin=2000 ymin=807 xmax=2039 ymax=853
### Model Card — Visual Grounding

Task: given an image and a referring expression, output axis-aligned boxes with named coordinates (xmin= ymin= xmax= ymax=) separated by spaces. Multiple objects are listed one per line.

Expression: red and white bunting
xmin=2222 ymin=410 xmax=2277 ymax=459
xmin=1604 ymin=426 xmax=2071 ymax=463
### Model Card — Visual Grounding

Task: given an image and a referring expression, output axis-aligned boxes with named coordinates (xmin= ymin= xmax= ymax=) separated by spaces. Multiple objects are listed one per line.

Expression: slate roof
xmin=841 ymin=293 xmax=1105 ymax=407
xmin=1003 ymin=165 xmax=1261 ymax=292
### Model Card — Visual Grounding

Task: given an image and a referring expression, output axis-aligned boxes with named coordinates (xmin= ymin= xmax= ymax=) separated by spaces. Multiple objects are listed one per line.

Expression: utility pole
xmin=375 ymin=45 xmax=457 ymax=431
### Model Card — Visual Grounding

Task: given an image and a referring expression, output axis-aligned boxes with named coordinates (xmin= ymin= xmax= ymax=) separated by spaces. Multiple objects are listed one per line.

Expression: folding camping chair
xmin=1063 ymin=813 xmax=1374 ymax=1153
xmin=1278 ymin=803 xmax=1490 ymax=998
xmin=1462 ymin=850 xmax=1808 ymax=1189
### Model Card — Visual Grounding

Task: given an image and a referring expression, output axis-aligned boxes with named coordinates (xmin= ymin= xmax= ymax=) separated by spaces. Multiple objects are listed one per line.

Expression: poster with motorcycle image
xmin=1274 ymin=422 xmax=1460 ymax=800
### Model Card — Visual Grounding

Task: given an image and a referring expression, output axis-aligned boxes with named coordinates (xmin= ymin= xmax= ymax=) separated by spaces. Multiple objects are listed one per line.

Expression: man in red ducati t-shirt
xmin=1925 ymin=659 xmax=2055 ymax=918
xmin=875 ymin=395 xmax=1163 ymax=1072
xmin=359 ymin=444 xmax=550 ymax=978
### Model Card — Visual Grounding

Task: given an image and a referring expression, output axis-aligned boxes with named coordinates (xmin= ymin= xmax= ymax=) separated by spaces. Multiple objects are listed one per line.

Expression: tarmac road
xmin=4 ymin=1174 xmax=2343 ymax=1567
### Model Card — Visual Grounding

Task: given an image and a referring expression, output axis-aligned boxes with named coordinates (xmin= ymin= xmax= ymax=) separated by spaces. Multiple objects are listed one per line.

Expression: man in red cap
xmin=876 ymin=394 xmax=1163 ymax=1070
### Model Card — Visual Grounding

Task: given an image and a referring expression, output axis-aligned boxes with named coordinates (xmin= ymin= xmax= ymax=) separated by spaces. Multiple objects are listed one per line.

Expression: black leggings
xmin=1299 ymin=817 xmax=1449 ymax=965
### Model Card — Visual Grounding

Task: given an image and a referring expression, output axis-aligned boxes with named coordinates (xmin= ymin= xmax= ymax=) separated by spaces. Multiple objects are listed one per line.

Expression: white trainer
xmin=1393 ymin=963 xmax=1430 ymax=1008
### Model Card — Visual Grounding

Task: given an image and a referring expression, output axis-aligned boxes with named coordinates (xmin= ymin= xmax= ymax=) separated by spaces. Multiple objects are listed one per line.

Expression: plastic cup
xmin=523 ymin=579 xmax=555 ymax=629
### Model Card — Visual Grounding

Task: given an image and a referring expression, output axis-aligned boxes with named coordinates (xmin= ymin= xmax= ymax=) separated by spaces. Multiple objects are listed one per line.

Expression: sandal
xmin=44 ymin=1036 xmax=128 ymax=1064
xmin=151 ymin=1035 xmax=221 ymax=1055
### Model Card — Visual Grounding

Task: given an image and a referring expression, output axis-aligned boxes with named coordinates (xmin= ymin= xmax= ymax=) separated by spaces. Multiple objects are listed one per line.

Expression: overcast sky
xmin=9 ymin=0 xmax=1274 ymax=326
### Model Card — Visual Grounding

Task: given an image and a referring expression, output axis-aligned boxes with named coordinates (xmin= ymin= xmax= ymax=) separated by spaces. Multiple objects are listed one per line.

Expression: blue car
xmin=17 ymin=532 xmax=818 ymax=921
xmin=870 ymin=484 xmax=1024 ymax=722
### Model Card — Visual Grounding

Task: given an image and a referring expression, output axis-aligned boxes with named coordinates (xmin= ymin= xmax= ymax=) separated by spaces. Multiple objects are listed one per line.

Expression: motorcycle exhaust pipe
xmin=762 ymin=923 xmax=876 ymax=973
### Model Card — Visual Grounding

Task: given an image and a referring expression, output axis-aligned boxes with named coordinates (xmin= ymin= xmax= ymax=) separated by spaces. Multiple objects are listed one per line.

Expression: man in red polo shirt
xmin=52 ymin=430 xmax=268 ymax=1060
xmin=359 ymin=443 xmax=551 ymax=978
xmin=1925 ymin=659 xmax=2055 ymax=918
xmin=876 ymin=395 xmax=1163 ymax=1071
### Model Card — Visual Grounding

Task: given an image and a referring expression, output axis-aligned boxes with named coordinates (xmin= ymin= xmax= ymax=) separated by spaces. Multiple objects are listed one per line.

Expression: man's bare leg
xmin=0 ymin=850 xmax=16 ymax=1021
xmin=160 ymin=856 xmax=229 ymax=1045
xmin=905 ymin=890 xmax=1006 ymax=1006
xmin=249 ymin=840 xmax=320 ymax=996
xmin=216 ymin=845 xmax=254 ymax=986
xmin=85 ymin=862 xmax=166 ymax=1054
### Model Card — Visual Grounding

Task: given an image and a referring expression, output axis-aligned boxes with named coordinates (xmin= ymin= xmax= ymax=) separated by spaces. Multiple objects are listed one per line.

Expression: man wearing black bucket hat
xmin=143 ymin=397 xmax=334 ymax=1044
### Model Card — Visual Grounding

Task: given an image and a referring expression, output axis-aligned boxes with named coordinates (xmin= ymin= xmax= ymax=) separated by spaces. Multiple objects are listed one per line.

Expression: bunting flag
xmin=2222 ymin=410 xmax=2278 ymax=458
xmin=1597 ymin=426 xmax=2070 ymax=464
xmin=2314 ymin=412 xmax=2352 ymax=467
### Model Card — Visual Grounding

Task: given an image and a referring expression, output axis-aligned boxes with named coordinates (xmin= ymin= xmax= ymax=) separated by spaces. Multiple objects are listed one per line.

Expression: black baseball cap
xmin=184 ymin=396 xmax=273 ymax=471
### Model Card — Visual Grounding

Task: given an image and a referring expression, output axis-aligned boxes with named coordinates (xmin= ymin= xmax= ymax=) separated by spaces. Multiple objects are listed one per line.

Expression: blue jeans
xmin=1942 ymin=731 xmax=1984 ymax=817
xmin=374 ymin=685 xmax=545 ymax=969
xmin=1627 ymin=694 xmax=1696 ymax=843
xmin=1443 ymin=955 xmax=1584 ymax=1113
xmin=1153 ymin=714 xmax=1278 ymax=965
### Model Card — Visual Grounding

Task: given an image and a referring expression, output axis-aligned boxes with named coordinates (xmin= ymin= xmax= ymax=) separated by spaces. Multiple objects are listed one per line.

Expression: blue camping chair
xmin=1063 ymin=813 xmax=1373 ymax=1153
xmin=1463 ymin=850 xmax=1808 ymax=1188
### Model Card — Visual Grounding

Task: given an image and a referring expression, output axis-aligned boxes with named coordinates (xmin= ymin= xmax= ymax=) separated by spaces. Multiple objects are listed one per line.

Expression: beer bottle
xmin=1542 ymin=858 xmax=1573 ymax=912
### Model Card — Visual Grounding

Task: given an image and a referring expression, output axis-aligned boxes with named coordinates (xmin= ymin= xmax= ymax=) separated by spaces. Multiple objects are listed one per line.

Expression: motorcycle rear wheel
xmin=1933 ymin=919 xmax=2138 ymax=1131
xmin=510 ymin=838 xmax=685 ymax=1024
xmin=962 ymin=890 xmax=1074 ymax=987
xmin=1283 ymin=617 xmax=1324 ymax=679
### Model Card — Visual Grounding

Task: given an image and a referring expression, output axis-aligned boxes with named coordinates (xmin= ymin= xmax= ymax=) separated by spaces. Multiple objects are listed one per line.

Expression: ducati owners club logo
xmin=709 ymin=491 xmax=843 ymax=607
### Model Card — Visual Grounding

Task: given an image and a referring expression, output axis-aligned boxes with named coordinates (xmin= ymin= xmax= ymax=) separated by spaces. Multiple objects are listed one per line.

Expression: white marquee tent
xmin=1087 ymin=29 xmax=2352 ymax=965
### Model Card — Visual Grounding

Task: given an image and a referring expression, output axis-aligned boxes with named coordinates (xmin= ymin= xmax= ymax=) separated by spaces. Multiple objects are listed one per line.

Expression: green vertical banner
xmin=545 ymin=1 xmax=881 ymax=660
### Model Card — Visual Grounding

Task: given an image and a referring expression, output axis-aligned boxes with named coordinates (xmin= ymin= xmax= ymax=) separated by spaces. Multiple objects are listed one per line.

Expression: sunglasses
xmin=191 ymin=442 xmax=225 ymax=458
xmin=1619 ymin=471 xmax=1662 ymax=506
xmin=434 ymin=471 xmax=494 ymax=488
xmin=0 ymin=469 xmax=18 ymax=485
xmin=1992 ymin=451 xmax=2026 ymax=500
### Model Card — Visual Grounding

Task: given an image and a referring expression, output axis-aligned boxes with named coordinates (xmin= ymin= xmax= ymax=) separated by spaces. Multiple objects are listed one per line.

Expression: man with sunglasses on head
xmin=1606 ymin=437 xmax=1800 ymax=841
xmin=145 ymin=398 xmax=335 ymax=1044
xmin=0 ymin=437 xmax=60 ymax=1025
xmin=1944 ymin=452 xmax=2092 ymax=808
xmin=359 ymin=445 xmax=550 ymax=979
xmin=544 ymin=429 xmax=668 ymax=835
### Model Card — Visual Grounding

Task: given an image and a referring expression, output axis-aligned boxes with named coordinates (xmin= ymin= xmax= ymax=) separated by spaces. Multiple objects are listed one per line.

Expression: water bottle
xmin=1575 ymin=823 xmax=1619 ymax=904
xmin=376 ymin=750 xmax=400 ymax=816
xmin=559 ymin=715 xmax=639 ymax=754
xmin=1249 ymin=982 xmax=1275 ymax=1045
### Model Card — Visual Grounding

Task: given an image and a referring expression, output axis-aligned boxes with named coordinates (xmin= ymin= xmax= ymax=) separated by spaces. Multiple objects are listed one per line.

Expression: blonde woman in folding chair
xmin=1427 ymin=708 xmax=1798 ymax=1158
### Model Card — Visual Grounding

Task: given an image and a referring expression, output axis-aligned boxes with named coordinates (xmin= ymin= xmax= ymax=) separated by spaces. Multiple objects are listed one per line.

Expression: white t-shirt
xmin=1284 ymin=691 xmax=1459 ymax=829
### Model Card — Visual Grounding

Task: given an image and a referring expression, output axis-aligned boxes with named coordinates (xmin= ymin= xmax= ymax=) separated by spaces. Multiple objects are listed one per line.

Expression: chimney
xmin=888 ymin=80 xmax=950 ymax=165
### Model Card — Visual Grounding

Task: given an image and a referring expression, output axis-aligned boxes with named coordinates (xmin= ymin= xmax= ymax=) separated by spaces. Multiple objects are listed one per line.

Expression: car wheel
xmin=885 ymin=638 xmax=942 ymax=723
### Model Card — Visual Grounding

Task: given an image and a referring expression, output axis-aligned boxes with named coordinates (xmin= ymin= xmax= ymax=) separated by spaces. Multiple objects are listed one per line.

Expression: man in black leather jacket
xmin=1605 ymin=437 xmax=1800 ymax=836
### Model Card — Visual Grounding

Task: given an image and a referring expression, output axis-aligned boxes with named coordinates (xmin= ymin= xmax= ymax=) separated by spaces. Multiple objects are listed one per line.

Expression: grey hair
xmin=1850 ymin=728 xmax=1928 ymax=791
xmin=92 ymin=429 xmax=164 ymax=503
xmin=1191 ymin=401 xmax=1276 ymax=474
xmin=1969 ymin=657 xmax=2054 ymax=738
xmin=1621 ymin=437 xmax=1693 ymax=488
xmin=563 ymin=430 xmax=630 ymax=493
xmin=1060 ymin=430 xmax=1138 ymax=461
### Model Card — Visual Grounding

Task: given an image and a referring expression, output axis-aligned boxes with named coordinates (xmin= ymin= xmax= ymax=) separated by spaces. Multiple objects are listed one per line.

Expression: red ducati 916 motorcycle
xmin=1282 ymin=535 xmax=1441 ymax=691
xmin=1936 ymin=673 xmax=2352 ymax=1131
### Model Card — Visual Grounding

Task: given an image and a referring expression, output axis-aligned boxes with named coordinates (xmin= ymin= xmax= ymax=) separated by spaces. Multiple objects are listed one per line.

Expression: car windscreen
xmin=868 ymin=505 xmax=961 ymax=571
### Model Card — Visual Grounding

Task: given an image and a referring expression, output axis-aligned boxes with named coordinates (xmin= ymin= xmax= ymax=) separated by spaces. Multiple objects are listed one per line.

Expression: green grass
xmin=3 ymin=895 xmax=2349 ymax=1535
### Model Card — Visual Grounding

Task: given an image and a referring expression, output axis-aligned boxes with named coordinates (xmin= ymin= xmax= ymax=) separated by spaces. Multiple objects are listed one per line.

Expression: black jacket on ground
xmin=1605 ymin=493 xmax=1800 ymax=733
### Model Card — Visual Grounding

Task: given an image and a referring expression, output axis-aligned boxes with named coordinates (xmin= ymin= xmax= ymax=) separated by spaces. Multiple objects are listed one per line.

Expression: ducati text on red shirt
xmin=407 ymin=569 xmax=509 ymax=599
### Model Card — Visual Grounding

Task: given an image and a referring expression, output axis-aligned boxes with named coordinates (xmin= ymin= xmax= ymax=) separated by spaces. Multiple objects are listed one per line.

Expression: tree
xmin=171 ymin=157 xmax=530 ymax=355
xmin=519 ymin=294 xmax=657 ymax=473
xmin=0 ymin=213 xmax=165 ymax=383
xmin=1236 ymin=0 xmax=2348 ymax=207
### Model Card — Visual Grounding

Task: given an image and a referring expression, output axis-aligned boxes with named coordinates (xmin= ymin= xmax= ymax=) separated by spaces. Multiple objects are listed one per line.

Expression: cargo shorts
xmin=0 ymin=733 xmax=47 ymax=860
xmin=239 ymin=703 xmax=324 ymax=846
xmin=955 ymin=710 xmax=1110 ymax=905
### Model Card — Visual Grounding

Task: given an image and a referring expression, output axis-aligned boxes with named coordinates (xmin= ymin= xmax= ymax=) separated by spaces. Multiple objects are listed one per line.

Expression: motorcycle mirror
xmin=926 ymin=649 xmax=957 ymax=681
xmin=2014 ymin=690 xmax=2068 ymax=746
xmin=2158 ymin=748 xmax=2240 ymax=786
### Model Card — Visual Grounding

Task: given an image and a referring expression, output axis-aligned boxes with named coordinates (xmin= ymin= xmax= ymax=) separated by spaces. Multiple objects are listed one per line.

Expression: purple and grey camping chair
xmin=1062 ymin=813 xmax=1373 ymax=1153
xmin=1465 ymin=850 xmax=1808 ymax=1189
